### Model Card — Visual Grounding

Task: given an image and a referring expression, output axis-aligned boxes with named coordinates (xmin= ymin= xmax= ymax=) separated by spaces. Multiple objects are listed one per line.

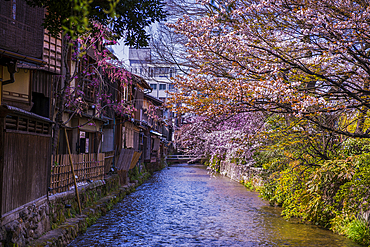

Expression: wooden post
xmin=0 ymin=116 xmax=4 ymax=217
xmin=64 ymin=128 xmax=82 ymax=215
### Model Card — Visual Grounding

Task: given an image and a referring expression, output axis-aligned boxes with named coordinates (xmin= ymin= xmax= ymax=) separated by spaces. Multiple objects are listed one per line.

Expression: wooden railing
xmin=50 ymin=153 xmax=105 ymax=194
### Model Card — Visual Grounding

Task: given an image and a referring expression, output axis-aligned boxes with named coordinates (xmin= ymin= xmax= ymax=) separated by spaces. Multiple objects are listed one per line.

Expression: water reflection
xmin=69 ymin=164 xmax=360 ymax=247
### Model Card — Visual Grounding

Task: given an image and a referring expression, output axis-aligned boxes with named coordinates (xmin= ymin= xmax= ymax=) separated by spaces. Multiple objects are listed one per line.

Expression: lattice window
xmin=5 ymin=114 xmax=51 ymax=135
xmin=43 ymin=31 xmax=62 ymax=74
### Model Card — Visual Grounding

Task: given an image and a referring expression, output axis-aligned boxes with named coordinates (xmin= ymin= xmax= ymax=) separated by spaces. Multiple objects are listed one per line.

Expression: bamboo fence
xmin=50 ymin=153 xmax=105 ymax=194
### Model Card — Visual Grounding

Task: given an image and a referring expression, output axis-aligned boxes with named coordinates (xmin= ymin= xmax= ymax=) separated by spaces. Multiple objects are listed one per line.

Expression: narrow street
xmin=69 ymin=164 xmax=359 ymax=247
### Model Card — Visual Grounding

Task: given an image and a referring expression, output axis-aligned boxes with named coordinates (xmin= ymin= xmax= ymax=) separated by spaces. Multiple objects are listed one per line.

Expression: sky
xmin=110 ymin=40 xmax=130 ymax=67
xmin=110 ymin=24 xmax=159 ymax=68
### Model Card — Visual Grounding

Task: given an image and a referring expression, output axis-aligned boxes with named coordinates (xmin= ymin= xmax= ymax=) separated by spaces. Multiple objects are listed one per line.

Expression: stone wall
xmin=48 ymin=175 xmax=120 ymax=230
xmin=219 ymin=161 xmax=263 ymax=186
xmin=0 ymin=174 xmax=120 ymax=247
xmin=0 ymin=196 xmax=50 ymax=246
xmin=31 ymin=181 xmax=139 ymax=247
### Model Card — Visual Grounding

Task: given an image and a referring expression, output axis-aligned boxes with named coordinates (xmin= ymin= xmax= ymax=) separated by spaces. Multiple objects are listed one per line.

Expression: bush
xmin=346 ymin=218 xmax=370 ymax=246
xmin=128 ymin=165 xmax=141 ymax=181
xmin=259 ymin=150 xmax=370 ymax=245
xmin=205 ymin=156 xmax=222 ymax=173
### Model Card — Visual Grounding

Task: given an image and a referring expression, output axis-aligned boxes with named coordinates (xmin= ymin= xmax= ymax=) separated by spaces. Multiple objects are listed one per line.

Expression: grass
xmin=346 ymin=219 xmax=370 ymax=246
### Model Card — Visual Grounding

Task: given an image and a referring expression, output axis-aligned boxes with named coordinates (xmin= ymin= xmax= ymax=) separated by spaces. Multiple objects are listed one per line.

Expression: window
xmin=150 ymin=84 xmax=157 ymax=90
xmin=154 ymin=67 xmax=170 ymax=77
xmin=169 ymin=84 xmax=175 ymax=91
xmin=159 ymin=84 xmax=166 ymax=90
xmin=12 ymin=0 xmax=16 ymax=20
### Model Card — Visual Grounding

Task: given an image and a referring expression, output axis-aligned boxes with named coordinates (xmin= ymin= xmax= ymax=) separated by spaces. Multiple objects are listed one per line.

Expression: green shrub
xmin=243 ymin=180 xmax=255 ymax=190
xmin=128 ymin=165 xmax=141 ymax=181
xmin=260 ymin=157 xmax=355 ymax=228
xmin=346 ymin=218 xmax=370 ymax=246
xmin=335 ymin=154 xmax=370 ymax=217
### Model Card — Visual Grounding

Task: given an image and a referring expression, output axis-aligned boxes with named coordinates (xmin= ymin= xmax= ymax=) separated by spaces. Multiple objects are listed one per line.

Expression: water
xmin=69 ymin=164 xmax=360 ymax=247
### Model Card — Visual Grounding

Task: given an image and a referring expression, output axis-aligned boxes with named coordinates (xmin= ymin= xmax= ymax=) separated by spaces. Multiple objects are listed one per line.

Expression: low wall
xmin=219 ymin=161 xmax=263 ymax=186
xmin=48 ymin=175 xmax=120 ymax=230
xmin=0 ymin=196 xmax=50 ymax=247
xmin=0 ymin=174 xmax=121 ymax=247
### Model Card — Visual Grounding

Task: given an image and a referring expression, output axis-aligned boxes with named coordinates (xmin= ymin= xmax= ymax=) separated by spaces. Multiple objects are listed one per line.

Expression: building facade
xmin=128 ymin=48 xmax=177 ymax=101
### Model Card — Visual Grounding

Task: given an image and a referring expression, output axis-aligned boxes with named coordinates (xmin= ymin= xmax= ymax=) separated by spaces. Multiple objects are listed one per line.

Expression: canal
xmin=69 ymin=164 xmax=360 ymax=246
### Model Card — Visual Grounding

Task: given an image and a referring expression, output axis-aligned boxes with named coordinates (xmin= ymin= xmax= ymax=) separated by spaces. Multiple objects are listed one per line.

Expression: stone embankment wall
xmin=0 ymin=173 xmax=150 ymax=247
xmin=219 ymin=161 xmax=263 ymax=186
xmin=0 ymin=196 xmax=50 ymax=247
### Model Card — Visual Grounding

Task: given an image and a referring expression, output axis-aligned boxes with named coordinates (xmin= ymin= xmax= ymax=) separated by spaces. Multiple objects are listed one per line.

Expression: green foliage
xmin=25 ymin=0 xmax=113 ymax=39
xmin=26 ymin=0 xmax=166 ymax=46
xmin=259 ymin=147 xmax=370 ymax=245
xmin=341 ymin=138 xmax=370 ymax=157
xmin=331 ymin=153 xmax=370 ymax=245
xmin=346 ymin=219 xmax=370 ymax=246
xmin=129 ymin=165 xmax=141 ymax=181
xmin=299 ymin=160 xmax=353 ymax=227
xmin=255 ymin=115 xmax=370 ymax=245
xmin=335 ymin=154 xmax=370 ymax=215
xmin=140 ymin=163 xmax=148 ymax=174
xmin=86 ymin=214 xmax=100 ymax=227
xmin=262 ymin=117 xmax=341 ymax=165
xmin=243 ymin=179 xmax=257 ymax=191
xmin=106 ymin=0 xmax=167 ymax=47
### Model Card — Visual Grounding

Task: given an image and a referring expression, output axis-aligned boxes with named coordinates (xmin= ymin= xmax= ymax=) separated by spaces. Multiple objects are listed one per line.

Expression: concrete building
xmin=128 ymin=48 xmax=177 ymax=102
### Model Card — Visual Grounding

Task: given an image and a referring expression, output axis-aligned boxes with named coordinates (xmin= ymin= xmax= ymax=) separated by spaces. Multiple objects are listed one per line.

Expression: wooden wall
xmin=1 ymin=132 xmax=50 ymax=215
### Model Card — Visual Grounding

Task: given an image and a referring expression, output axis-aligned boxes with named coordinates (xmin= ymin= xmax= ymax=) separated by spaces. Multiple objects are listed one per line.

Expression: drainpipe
xmin=112 ymin=118 xmax=116 ymax=169
xmin=2 ymin=60 xmax=17 ymax=86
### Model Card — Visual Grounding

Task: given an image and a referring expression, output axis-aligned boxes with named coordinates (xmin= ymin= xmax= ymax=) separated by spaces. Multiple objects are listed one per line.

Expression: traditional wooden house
xmin=112 ymin=74 xmax=153 ymax=184
xmin=143 ymin=94 xmax=165 ymax=168
xmin=0 ymin=0 xmax=168 ymax=219
xmin=0 ymin=0 xmax=63 ymax=217
xmin=48 ymin=42 xmax=116 ymax=193
xmin=0 ymin=1 xmax=166 ymax=245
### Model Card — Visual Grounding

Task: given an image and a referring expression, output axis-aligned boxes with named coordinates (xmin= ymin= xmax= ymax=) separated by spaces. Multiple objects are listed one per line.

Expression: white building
xmin=128 ymin=48 xmax=177 ymax=102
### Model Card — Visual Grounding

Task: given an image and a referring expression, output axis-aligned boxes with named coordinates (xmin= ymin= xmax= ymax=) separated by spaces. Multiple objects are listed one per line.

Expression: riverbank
xmin=30 ymin=175 xmax=147 ymax=247
xmin=0 ymin=164 xmax=157 ymax=247
xmin=209 ymin=159 xmax=369 ymax=247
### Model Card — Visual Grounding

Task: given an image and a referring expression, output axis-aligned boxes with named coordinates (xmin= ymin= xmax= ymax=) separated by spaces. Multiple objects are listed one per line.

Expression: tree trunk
xmin=51 ymin=34 xmax=71 ymax=155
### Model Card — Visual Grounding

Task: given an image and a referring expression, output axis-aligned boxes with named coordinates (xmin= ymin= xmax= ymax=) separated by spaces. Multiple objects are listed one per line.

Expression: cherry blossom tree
xmin=168 ymin=0 xmax=370 ymax=138
xmin=52 ymin=23 xmax=150 ymax=154
xmin=175 ymin=112 xmax=265 ymax=162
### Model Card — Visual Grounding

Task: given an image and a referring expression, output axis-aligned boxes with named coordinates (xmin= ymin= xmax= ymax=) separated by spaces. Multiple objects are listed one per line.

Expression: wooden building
xmin=0 ymin=0 xmax=170 ymax=218
xmin=0 ymin=0 xmax=58 ymax=216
